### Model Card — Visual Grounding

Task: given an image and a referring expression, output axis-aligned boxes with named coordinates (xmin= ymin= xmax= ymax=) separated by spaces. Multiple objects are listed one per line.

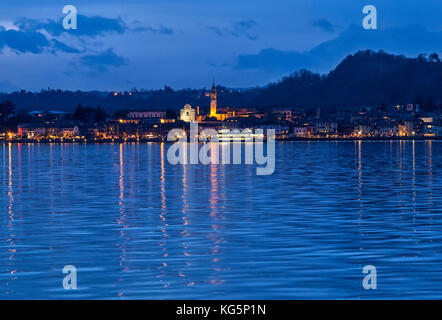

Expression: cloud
xmin=50 ymin=39 xmax=82 ymax=54
xmin=207 ymin=26 xmax=224 ymax=36
xmin=311 ymin=19 xmax=336 ymax=33
xmin=236 ymin=25 xmax=442 ymax=73
xmin=207 ymin=20 xmax=258 ymax=40
xmin=14 ymin=15 xmax=175 ymax=38
xmin=0 ymin=26 xmax=79 ymax=54
xmin=79 ymin=48 xmax=127 ymax=72
xmin=0 ymin=14 xmax=141 ymax=56
xmin=132 ymin=25 xmax=174 ymax=35
xmin=14 ymin=15 xmax=128 ymax=38
xmin=233 ymin=20 xmax=256 ymax=33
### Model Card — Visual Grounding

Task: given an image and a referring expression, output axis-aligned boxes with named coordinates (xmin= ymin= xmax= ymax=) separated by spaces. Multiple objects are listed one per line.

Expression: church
xmin=206 ymin=82 xmax=233 ymax=121
xmin=179 ymin=82 xmax=236 ymax=123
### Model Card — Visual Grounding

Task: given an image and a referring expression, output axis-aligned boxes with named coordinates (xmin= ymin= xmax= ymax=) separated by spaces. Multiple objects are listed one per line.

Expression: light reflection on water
xmin=1 ymin=141 xmax=442 ymax=299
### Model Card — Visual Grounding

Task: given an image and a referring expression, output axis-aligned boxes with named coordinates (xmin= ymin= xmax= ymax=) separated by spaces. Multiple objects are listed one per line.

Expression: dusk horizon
xmin=0 ymin=48 xmax=437 ymax=93
xmin=1 ymin=0 xmax=442 ymax=92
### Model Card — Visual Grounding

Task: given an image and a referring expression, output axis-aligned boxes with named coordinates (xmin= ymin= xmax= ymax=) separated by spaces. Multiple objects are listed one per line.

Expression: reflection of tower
xmin=210 ymin=82 xmax=217 ymax=117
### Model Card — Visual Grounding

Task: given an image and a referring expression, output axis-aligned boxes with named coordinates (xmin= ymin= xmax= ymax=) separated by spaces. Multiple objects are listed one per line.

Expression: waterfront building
xmin=421 ymin=120 xmax=442 ymax=137
xmin=18 ymin=124 xmax=47 ymax=138
xmin=423 ymin=123 xmax=434 ymax=137
xmin=18 ymin=122 xmax=79 ymax=139
xmin=128 ymin=110 xmax=166 ymax=119
xmin=375 ymin=121 xmax=399 ymax=137
xmin=398 ymin=121 xmax=416 ymax=136
xmin=419 ymin=116 xmax=433 ymax=124
xmin=56 ymin=124 xmax=79 ymax=138
xmin=81 ymin=124 xmax=100 ymax=139
xmin=314 ymin=121 xmax=338 ymax=135
xmin=101 ymin=122 xmax=119 ymax=139
xmin=293 ymin=125 xmax=310 ymax=137
xmin=404 ymin=121 xmax=415 ymax=136
xmin=111 ymin=120 xmax=139 ymax=139
xmin=118 ymin=119 xmax=139 ymax=124
xmin=354 ymin=124 xmax=373 ymax=137
xmin=432 ymin=121 xmax=442 ymax=136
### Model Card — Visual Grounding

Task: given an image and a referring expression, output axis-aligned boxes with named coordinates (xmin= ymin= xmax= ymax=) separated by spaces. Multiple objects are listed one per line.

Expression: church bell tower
xmin=210 ymin=82 xmax=217 ymax=117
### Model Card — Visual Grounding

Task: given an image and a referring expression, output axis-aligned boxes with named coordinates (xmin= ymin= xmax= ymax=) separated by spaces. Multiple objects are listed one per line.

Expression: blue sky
xmin=0 ymin=0 xmax=441 ymax=91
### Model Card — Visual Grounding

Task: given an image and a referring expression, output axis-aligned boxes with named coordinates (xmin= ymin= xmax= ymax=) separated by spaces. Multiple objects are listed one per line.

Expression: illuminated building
xmin=128 ymin=111 xmax=167 ymax=119
xmin=118 ymin=119 xmax=139 ymax=124
xmin=293 ymin=125 xmax=309 ymax=137
xmin=209 ymin=82 xmax=217 ymax=117
xmin=17 ymin=123 xmax=79 ymax=139
xmin=375 ymin=121 xmax=399 ymax=137
xmin=354 ymin=124 xmax=373 ymax=137
xmin=217 ymin=128 xmax=264 ymax=142
xmin=180 ymin=104 xmax=196 ymax=122
xmin=202 ymin=82 xmax=233 ymax=121
xmin=314 ymin=121 xmax=338 ymax=135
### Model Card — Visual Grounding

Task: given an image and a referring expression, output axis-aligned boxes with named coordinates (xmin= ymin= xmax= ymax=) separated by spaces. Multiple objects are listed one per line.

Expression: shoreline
xmin=279 ymin=136 xmax=442 ymax=142
xmin=1 ymin=136 xmax=442 ymax=144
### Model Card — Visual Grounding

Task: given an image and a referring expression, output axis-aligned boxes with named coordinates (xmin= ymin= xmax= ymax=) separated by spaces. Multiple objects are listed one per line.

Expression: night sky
xmin=0 ymin=0 xmax=441 ymax=91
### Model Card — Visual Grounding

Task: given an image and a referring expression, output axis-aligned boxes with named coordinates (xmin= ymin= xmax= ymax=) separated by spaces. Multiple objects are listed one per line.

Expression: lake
xmin=1 ymin=141 xmax=442 ymax=299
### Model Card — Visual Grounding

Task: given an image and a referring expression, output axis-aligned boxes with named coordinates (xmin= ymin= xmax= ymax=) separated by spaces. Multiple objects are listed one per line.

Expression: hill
xmin=252 ymin=50 xmax=442 ymax=110
xmin=0 ymin=50 xmax=441 ymax=112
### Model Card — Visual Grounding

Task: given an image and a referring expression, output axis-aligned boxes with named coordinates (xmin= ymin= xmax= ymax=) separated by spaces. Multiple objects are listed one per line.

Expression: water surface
xmin=1 ymin=141 xmax=442 ymax=299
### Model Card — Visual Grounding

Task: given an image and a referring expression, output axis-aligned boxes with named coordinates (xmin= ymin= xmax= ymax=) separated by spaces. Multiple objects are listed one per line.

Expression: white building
xmin=314 ymin=121 xmax=338 ymax=135
xmin=375 ymin=122 xmax=399 ymax=137
xmin=128 ymin=111 xmax=166 ymax=119
xmin=180 ymin=104 xmax=196 ymax=122
xmin=293 ymin=126 xmax=308 ymax=137
xmin=354 ymin=124 xmax=373 ymax=136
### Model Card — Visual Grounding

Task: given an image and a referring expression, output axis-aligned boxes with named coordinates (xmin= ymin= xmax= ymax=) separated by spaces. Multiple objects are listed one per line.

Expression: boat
xmin=216 ymin=129 xmax=264 ymax=142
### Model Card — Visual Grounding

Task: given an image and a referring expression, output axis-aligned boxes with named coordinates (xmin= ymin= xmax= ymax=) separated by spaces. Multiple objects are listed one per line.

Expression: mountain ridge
xmin=1 ymin=50 xmax=441 ymax=112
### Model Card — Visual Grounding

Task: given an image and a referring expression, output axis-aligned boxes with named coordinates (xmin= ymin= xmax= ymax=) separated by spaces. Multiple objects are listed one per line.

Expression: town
xmin=0 ymin=82 xmax=441 ymax=142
